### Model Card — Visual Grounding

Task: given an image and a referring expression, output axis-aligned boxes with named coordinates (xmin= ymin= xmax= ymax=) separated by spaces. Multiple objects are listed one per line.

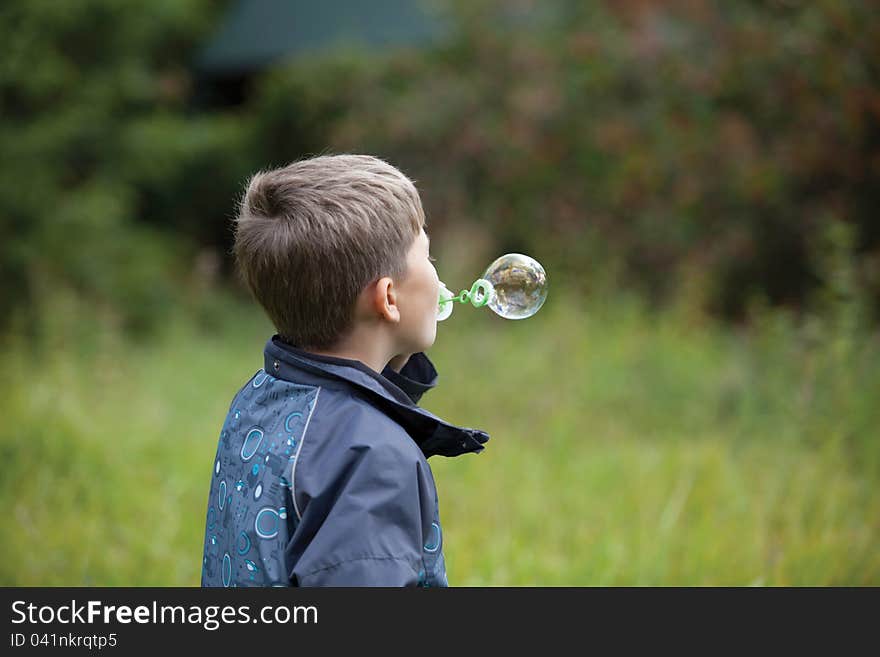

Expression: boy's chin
xmin=424 ymin=327 xmax=438 ymax=350
xmin=411 ymin=337 xmax=436 ymax=355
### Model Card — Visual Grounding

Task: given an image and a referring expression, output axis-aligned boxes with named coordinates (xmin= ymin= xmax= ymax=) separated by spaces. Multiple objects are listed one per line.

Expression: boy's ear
xmin=372 ymin=276 xmax=400 ymax=323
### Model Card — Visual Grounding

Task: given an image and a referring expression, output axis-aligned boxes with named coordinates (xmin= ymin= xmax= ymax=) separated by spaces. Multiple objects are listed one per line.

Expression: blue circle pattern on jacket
xmin=201 ymin=371 xmax=317 ymax=586
xmin=201 ymin=360 xmax=455 ymax=588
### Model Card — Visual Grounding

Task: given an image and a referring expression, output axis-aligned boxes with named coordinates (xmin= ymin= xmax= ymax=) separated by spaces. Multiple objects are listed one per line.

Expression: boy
xmin=201 ymin=154 xmax=489 ymax=587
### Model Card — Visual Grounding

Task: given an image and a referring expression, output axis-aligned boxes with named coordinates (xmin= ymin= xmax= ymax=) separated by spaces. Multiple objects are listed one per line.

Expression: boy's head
xmin=233 ymin=154 xmax=439 ymax=361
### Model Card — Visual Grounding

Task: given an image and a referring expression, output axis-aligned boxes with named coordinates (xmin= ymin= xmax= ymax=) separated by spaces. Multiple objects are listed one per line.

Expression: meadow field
xmin=2 ymin=284 xmax=877 ymax=586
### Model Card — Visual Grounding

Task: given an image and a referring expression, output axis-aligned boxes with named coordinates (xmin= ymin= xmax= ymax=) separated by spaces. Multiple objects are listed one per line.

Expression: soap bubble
xmin=436 ymin=253 xmax=548 ymax=321
xmin=482 ymin=253 xmax=548 ymax=319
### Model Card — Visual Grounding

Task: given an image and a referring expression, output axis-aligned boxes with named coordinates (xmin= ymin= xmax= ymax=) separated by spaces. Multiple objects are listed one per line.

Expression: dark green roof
xmin=196 ymin=0 xmax=444 ymax=75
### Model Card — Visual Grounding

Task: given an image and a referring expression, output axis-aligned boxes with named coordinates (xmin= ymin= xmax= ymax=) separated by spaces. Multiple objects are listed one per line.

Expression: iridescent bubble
xmin=436 ymin=254 xmax=548 ymax=320
xmin=482 ymin=253 xmax=548 ymax=319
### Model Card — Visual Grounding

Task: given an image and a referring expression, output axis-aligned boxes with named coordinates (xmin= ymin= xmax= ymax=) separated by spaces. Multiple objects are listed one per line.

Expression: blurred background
xmin=1 ymin=0 xmax=878 ymax=585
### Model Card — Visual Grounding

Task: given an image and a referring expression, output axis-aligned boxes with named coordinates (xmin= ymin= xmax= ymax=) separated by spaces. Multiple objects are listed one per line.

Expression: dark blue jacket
xmin=201 ymin=336 xmax=489 ymax=587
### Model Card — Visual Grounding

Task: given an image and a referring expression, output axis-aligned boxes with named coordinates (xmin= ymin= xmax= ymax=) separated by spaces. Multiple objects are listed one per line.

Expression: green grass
xmin=1 ymin=286 xmax=877 ymax=585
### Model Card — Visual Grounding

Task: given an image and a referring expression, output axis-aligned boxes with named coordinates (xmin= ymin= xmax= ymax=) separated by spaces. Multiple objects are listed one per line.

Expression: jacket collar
xmin=263 ymin=336 xmax=489 ymax=458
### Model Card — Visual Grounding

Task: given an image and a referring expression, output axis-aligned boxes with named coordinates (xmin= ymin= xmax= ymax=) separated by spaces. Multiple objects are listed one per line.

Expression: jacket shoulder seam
xmin=290 ymin=385 xmax=322 ymax=522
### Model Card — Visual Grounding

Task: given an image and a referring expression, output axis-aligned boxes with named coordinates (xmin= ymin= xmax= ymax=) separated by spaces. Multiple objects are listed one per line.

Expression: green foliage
xmin=428 ymin=283 xmax=879 ymax=584
xmin=0 ymin=0 xmax=248 ymax=337
xmin=245 ymin=0 xmax=880 ymax=319
xmin=0 ymin=288 xmax=876 ymax=585
xmin=1 ymin=0 xmax=878 ymax=585
xmin=2 ymin=0 xmax=879 ymax=339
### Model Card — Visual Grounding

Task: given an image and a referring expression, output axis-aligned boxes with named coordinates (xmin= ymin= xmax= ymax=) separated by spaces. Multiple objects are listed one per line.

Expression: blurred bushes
xmin=2 ymin=0 xmax=878 ymax=341
xmin=272 ymin=0 xmax=879 ymax=320
xmin=0 ymin=0 xmax=248 ymax=340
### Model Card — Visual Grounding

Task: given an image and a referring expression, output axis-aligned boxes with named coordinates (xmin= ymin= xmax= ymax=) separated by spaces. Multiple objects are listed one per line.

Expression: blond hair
xmin=232 ymin=154 xmax=425 ymax=349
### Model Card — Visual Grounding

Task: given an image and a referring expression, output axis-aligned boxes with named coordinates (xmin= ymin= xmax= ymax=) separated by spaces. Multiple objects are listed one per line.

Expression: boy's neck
xmin=306 ymin=327 xmax=395 ymax=375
